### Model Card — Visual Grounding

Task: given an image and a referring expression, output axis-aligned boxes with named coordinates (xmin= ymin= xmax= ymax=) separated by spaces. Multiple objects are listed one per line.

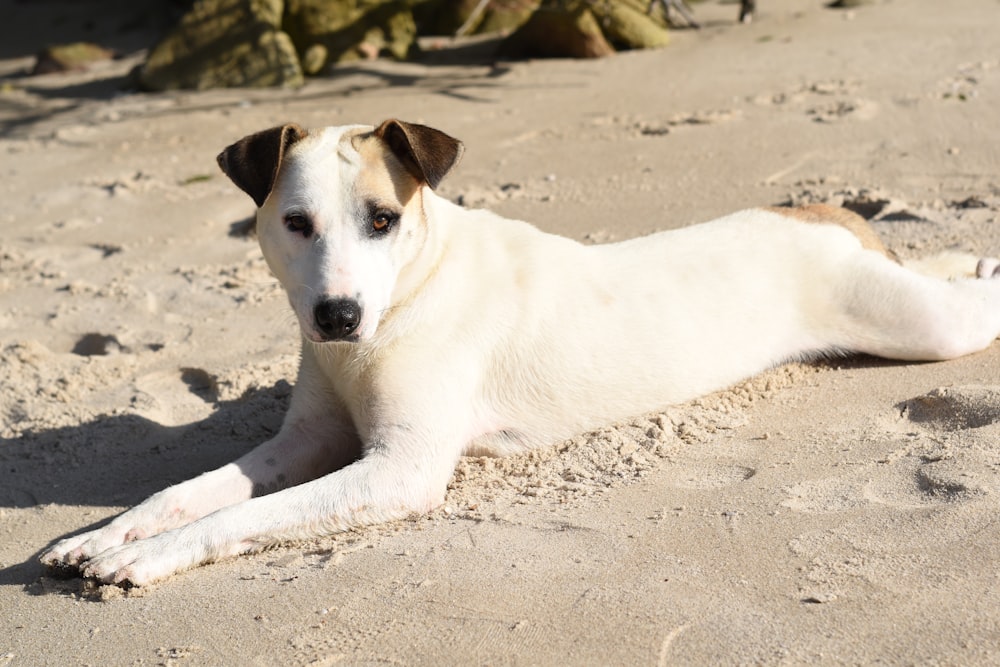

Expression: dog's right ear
xmin=217 ymin=124 xmax=307 ymax=208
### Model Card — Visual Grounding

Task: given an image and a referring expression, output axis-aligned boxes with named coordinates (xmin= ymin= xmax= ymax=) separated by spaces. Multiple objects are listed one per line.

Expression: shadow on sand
xmin=0 ymin=378 xmax=292 ymax=591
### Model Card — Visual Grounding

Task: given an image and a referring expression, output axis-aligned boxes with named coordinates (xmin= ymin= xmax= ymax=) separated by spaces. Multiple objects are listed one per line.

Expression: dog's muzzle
xmin=313 ymin=298 xmax=362 ymax=341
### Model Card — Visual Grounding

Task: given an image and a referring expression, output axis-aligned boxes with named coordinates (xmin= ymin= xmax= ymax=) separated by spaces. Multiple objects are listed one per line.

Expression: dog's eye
xmin=284 ymin=213 xmax=313 ymax=238
xmin=371 ymin=210 xmax=398 ymax=236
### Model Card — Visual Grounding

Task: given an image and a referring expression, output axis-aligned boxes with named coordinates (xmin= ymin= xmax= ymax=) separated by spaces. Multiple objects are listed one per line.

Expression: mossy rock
xmin=500 ymin=0 xmax=667 ymax=59
xmin=499 ymin=3 xmax=614 ymax=59
xmin=414 ymin=0 xmax=482 ymax=35
xmin=32 ymin=42 xmax=115 ymax=75
xmin=594 ymin=0 xmax=670 ymax=50
xmin=138 ymin=0 xmax=303 ymax=90
xmin=475 ymin=3 xmax=538 ymax=35
xmin=283 ymin=0 xmax=417 ymax=72
xmin=416 ymin=0 xmax=538 ymax=36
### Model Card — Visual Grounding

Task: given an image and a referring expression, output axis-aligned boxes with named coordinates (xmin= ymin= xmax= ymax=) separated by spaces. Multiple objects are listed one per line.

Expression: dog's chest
xmin=315 ymin=345 xmax=439 ymax=438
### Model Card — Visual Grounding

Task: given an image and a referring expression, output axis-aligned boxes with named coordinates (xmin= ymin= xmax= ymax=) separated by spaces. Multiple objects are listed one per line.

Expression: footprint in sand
xmin=71 ymin=332 xmax=127 ymax=356
xmin=661 ymin=462 xmax=756 ymax=490
xmin=913 ymin=462 xmax=989 ymax=501
xmin=748 ymin=79 xmax=878 ymax=122
xmin=782 ymin=478 xmax=867 ymax=513
xmin=784 ymin=466 xmax=987 ymax=514
xmin=180 ymin=366 xmax=219 ymax=402
xmin=806 ymin=98 xmax=879 ymax=122
xmin=784 ymin=384 xmax=1000 ymax=513
xmin=861 ymin=460 xmax=990 ymax=510
xmin=936 ymin=60 xmax=997 ymax=102
xmin=900 ymin=385 xmax=1000 ymax=431
xmin=130 ymin=367 xmax=218 ymax=426
xmin=634 ymin=109 xmax=741 ymax=137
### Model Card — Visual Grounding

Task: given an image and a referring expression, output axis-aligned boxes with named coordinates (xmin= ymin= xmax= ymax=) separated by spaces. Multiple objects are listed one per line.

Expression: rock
xmin=476 ymin=2 xmax=539 ymax=35
xmin=416 ymin=0 xmax=538 ymax=37
xmin=415 ymin=0 xmax=483 ymax=35
xmin=596 ymin=0 xmax=670 ymax=50
xmin=32 ymin=42 xmax=115 ymax=75
xmin=499 ymin=0 xmax=668 ymax=59
xmin=138 ymin=0 xmax=304 ymax=90
xmin=137 ymin=0 xmax=663 ymax=87
xmin=283 ymin=0 xmax=418 ymax=73
xmin=499 ymin=2 xmax=615 ymax=59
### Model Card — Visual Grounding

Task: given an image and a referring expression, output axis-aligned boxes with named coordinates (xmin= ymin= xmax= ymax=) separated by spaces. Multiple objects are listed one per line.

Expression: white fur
xmin=41 ymin=124 xmax=1000 ymax=585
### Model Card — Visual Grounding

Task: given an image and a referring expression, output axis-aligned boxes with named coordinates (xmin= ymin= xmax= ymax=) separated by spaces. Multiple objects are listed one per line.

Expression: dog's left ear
xmin=217 ymin=123 xmax=308 ymax=207
xmin=374 ymin=119 xmax=464 ymax=190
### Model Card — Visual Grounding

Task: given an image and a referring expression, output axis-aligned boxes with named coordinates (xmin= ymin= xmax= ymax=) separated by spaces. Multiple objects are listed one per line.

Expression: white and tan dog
xmin=42 ymin=119 xmax=1000 ymax=586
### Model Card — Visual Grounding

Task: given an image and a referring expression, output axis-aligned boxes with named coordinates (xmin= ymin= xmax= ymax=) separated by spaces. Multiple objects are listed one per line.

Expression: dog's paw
xmin=976 ymin=257 xmax=1000 ymax=279
xmin=79 ymin=534 xmax=195 ymax=587
xmin=40 ymin=525 xmax=133 ymax=570
xmin=41 ymin=489 xmax=201 ymax=572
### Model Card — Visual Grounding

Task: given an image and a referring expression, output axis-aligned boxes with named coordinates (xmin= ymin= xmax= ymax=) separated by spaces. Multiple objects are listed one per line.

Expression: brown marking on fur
xmin=354 ymin=132 xmax=424 ymax=213
xmin=353 ymin=132 xmax=460 ymax=316
xmin=765 ymin=204 xmax=900 ymax=263
xmin=217 ymin=124 xmax=308 ymax=207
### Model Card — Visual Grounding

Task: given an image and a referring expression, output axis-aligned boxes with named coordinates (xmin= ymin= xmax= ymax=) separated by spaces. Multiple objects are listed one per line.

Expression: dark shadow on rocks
xmin=0 ymin=0 xmax=181 ymax=62
xmin=0 ymin=47 xmax=517 ymax=139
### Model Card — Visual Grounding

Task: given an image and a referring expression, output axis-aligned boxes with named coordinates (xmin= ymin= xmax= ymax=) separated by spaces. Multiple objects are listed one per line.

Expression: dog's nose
xmin=313 ymin=298 xmax=362 ymax=340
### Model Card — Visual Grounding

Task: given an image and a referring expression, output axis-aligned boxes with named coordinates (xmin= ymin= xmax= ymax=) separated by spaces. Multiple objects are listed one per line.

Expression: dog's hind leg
xmin=901 ymin=251 xmax=1000 ymax=282
xmin=823 ymin=252 xmax=1000 ymax=361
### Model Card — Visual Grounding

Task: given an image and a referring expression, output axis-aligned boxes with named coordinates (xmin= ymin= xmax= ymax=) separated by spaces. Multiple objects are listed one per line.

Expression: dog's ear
xmin=374 ymin=119 xmax=464 ymax=190
xmin=217 ymin=124 xmax=307 ymax=207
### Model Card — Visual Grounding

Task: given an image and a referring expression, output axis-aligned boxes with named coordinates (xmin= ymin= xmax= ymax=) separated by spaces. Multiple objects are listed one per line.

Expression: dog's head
xmin=217 ymin=120 xmax=463 ymax=343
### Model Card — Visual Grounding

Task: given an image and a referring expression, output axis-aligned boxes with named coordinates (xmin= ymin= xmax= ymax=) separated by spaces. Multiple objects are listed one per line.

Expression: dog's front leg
xmin=76 ymin=425 xmax=460 ymax=586
xmin=40 ymin=368 xmax=358 ymax=571
xmin=41 ymin=422 xmax=356 ymax=570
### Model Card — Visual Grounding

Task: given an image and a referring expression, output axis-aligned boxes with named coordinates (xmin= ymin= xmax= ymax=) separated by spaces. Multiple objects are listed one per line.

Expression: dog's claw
xmin=40 ymin=525 xmax=133 ymax=570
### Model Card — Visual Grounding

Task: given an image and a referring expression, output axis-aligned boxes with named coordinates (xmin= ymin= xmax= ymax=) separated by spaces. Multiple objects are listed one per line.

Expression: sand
xmin=2 ymin=0 xmax=1000 ymax=664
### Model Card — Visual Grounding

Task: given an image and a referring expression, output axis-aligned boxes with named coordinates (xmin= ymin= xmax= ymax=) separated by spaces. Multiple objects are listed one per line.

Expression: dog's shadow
xmin=0 ymin=380 xmax=292 ymax=592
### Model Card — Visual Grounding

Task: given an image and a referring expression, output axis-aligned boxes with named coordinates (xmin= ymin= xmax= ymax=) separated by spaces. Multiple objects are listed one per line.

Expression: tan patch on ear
xmin=765 ymin=204 xmax=900 ymax=263
xmin=354 ymin=133 xmax=423 ymax=211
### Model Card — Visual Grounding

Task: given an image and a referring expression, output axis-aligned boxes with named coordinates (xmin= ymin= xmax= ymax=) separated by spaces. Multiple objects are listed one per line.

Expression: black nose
xmin=313 ymin=298 xmax=362 ymax=340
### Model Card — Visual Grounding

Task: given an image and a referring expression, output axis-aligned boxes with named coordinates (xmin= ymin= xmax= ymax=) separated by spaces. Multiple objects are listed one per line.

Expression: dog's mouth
xmin=299 ymin=318 xmax=364 ymax=344
xmin=305 ymin=330 xmax=361 ymax=344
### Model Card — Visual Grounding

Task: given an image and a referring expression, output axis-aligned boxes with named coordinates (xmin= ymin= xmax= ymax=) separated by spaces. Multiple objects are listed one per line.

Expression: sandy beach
xmin=2 ymin=0 xmax=1000 ymax=664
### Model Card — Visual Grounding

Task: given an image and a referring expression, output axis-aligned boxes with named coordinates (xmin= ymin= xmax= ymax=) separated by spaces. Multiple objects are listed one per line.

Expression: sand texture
xmin=2 ymin=0 xmax=1000 ymax=664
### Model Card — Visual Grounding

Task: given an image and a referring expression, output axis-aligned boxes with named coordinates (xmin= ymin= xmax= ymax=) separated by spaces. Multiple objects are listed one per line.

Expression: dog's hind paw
xmin=976 ymin=257 xmax=1000 ymax=279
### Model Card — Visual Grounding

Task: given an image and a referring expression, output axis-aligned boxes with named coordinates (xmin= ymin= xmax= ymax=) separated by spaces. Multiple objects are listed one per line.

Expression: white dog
xmin=41 ymin=119 xmax=1000 ymax=586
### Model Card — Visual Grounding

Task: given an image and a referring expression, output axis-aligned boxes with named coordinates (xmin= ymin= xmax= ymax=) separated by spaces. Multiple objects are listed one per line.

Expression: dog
xmin=41 ymin=119 xmax=1000 ymax=586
